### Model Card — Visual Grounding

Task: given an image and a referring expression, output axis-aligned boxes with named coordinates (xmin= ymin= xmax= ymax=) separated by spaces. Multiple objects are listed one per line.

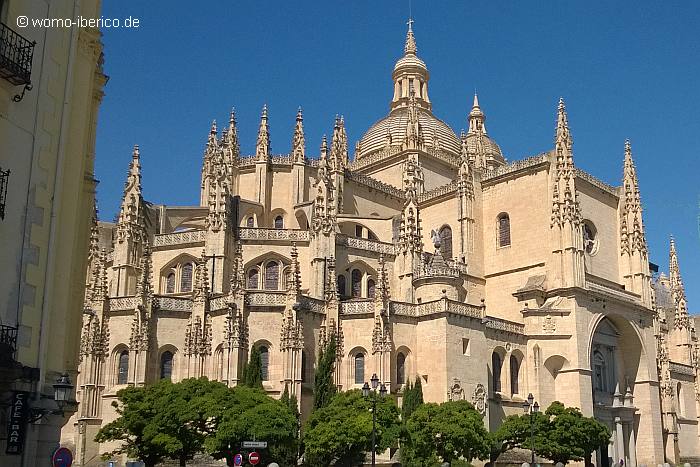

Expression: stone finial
xmin=292 ymin=107 xmax=306 ymax=163
xmin=670 ymin=236 xmax=690 ymax=329
xmin=468 ymin=92 xmax=487 ymax=135
xmin=404 ymin=18 xmax=417 ymax=55
xmin=226 ymin=108 xmax=240 ymax=158
xmin=255 ymin=104 xmax=271 ymax=162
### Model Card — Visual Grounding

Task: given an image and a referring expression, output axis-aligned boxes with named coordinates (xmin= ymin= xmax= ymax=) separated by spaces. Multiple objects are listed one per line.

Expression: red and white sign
xmin=248 ymin=451 xmax=260 ymax=465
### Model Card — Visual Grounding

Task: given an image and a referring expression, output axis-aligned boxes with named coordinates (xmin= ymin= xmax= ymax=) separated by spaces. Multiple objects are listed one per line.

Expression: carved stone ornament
xmin=448 ymin=378 xmax=465 ymax=401
xmin=472 ymin=383 xmax=487 ymax=415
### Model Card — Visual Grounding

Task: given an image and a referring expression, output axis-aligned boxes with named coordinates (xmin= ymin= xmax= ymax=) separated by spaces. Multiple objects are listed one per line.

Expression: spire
xmin=226 ymin=109 xmax=240 ymax=160
xmin=311 ymin=135 xmax=336 ymax=235
xmin=116 ymin=145 xmax=144 ymax=244
xmin=620 ymin=140 xmax=647 ymax=255
xmin=292 ymin=107 xmax=306 ymax=164
xmin=670 ymin=236 xmax=690 ymax=329
xmin=255 ymin=105 xmax=270 ymax=162
xmin=555 ymin=98 xmax=573 ymax=154
xmin=404 ymin=18 xmax=417 ymax=55
xmin=551 ymin=98 xmax=581 ymax=227
xmin=330 ymin=115 xmax=347 ymax=171
xmin=208 ymin=120 xmax=218 ymax=147
xmin=468 ymin=93 xmax=487 ymax=134
xmin=339 ymin=116 xmax=349 ymax=167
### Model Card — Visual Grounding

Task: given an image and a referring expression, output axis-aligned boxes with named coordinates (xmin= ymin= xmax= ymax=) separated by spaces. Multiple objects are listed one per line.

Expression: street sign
xmin=233 ymin=453 xmax=243 ymax=466
xmin=52 ymin=447 xmax=73 ymax=467
xmin=242 ymin=441 xmax=267 ymax=448
xmin=248 ymin=451 xmax=260 ymax=465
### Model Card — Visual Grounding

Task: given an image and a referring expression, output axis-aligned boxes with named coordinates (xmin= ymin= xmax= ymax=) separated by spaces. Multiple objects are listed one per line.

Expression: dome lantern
xmin=391 ymin=20 xmax=431 ymax=112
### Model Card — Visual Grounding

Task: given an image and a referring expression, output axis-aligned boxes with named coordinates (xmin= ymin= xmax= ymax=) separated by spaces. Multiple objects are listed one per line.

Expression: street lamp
xmin=363 ymin=373 xmax=387 ymax=467
xmin=523 ymin=393 xmax=540 ymax=466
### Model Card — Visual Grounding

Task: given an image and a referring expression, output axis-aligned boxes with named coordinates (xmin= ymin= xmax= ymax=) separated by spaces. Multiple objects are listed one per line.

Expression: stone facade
xmin=63 ymin=23 xmax=698 ymax=467
xmin=0 ymin=1 xmax=105 ymax=466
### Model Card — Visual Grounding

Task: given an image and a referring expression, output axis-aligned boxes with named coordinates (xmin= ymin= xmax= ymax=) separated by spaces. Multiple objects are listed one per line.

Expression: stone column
xmin=615 ymin=417 xmax=625 ymax=465
xmin=628 ymin=423 xmax=637 ymax=467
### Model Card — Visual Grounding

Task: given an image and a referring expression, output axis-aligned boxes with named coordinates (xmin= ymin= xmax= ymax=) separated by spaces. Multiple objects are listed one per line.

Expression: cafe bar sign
xmin=6 ymin=391 xmax=30 ymax=455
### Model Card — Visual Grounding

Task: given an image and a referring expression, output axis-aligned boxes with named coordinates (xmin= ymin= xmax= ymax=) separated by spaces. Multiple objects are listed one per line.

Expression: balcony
xmin=0 ymin=325 xmax=18 ymax=360
xmin=0 ymin=21 xmax=35 ymax=100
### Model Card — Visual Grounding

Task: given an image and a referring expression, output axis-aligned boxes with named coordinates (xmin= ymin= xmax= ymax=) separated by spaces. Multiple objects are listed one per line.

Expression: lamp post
xmin=362 ymin=373 xmax=387 ymax=467
xmin=523 ymin=392 xmax=539 ymax=467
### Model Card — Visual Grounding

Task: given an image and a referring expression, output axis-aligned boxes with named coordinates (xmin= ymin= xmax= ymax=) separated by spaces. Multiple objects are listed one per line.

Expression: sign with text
xmin=241 ymin=441 xmax=267 ymax=448
xmin=5 ymin=391 xmax=30 ymax=455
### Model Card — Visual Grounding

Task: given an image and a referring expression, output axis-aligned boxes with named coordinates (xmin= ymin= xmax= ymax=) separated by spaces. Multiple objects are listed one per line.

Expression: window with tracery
xmin=439 ymin=225 xmax=453 ymax=259
xmin=160 ymin=351 xmax=173 ymax=380
xmin=498 ymin=214 xmax=511 ymax=248
xmin=274 ymin=215 xmax=284 ymax=229
xmin=354 ymin=353 xmax=365 ymax=384
xmin=265 ymin=262 xmax=279 ymax=290
xmin=351 ymin=269 xmax=362 ymax=298
xmin=165 ymin=273 xmax=175 ymax=294
xmin=247 ymin=268 xmax=259 ymax=289
xmin=181 ymin=263 xmax=193 ymax=292
xmin=117 ymin=350 xmax=129 ymax=385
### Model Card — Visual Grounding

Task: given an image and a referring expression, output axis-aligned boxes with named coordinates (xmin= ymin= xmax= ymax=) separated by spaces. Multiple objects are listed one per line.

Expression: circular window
xmin=583 ymin=220 xmax=599 ymax=255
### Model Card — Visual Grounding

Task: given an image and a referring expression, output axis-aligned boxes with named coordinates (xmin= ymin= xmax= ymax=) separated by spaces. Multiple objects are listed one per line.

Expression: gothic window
xmin=593 ymin=351 xmax=607 ymax=392
xmin=264 ymin=261 xmax=280 ymax=290
xmin=160 ymin=351 xmax=173 ymax=380
xmin=583 ymin=220 xmax=598 ymax=255
xmin=354 ymin=353 xmax=365 ymax=384
xmin=259 ymin=345 xmax=269 ymax=381
xmin=367 ymin=278 xmax=376 ymax=299
xmin=247 ymin=268 xmax=259 ymax=289
xmin=246 ymin=216 xmax=255 ymax=228
xmin=165 ymin=272 xmax=175 ymax=294
xmin=181 ymin=263 xmax=193 ymax=292
xmin=510 ymin=355 xmax=520 ymax=395
xmin=274 ymin=215 xmax=284 ymax=229
xmin=351 ymin=269 xmax=362 ymax=298
xmin=439 ymin=225 xmax=453 ymax=259
xmin=497 ymin=214 xmax=511 ymax=248
xmin=396 ymin=352 xmax=406 ymax=384
xmin=492 ymin=352 xmax=502 ymax=393
xmin=117 ymin=350 xmax=129 ymax=385
xmin=337 ymin=275 xmax=346 ymax=298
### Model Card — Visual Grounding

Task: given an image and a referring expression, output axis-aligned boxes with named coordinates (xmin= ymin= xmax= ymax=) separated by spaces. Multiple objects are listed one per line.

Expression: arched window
xmin=274 ymin=215 xmax=284 ymax=229
xmin=337 ymin=275 xmax=346 ymax=297
xmin=367 ymin=278 xmax=376 ymax=299
xmin=677 ymin=383 xmax=684 ymax=417
xmin=439 ymin=226 xmax=453 ymax=259
xmin=165 ymin=273 xmax=175 ymax=294
xmin=246 ymin=216 xmax=255 ymax=228
xmin=593 ymin=351 xmax=607 ymax=392
xmin=160 ymin=351 xmax=173 ymax=380
xmin=301 ymin=350 xmax=308 ymax=383
xmin=492 ymin=352 xmax=502 ymax=393
xmin=498 ymin=214 xmax=511 ymax=248
xmin=264 ymin=261 xmax=280 ymax=290
xmin=181 ymin=263 xmax=193 ymax=292
xmin=351 ymin=269 xmax=362 ymax=298
xmin=396 ymin=352 xmax=406 ymax=384
xmin=247 ymin=268 xmax=259 ymax=289
xmin=259 ymin=345 xmax=269 ymax=381
xmin=117 ymin=350 xmax=129 ymax=385
xmin=355 ymin=225 xmax=363 ymax=237
xmin=510 ymin=355 xmax=520 ymax=395
xmin=354 ymin=353 xmax=365 ymax=384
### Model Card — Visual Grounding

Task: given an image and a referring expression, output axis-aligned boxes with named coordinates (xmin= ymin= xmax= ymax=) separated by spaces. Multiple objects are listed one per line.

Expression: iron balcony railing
xmin=0 ymin=20 xmax=35 ymax=86
xmin=0 ymin=324 xmax=19 ymax=359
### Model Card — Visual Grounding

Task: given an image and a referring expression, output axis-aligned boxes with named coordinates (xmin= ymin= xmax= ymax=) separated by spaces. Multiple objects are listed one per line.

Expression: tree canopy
xmin=243 ymin=346 xmax=264 ymax=389
xmin=494 ymin=401 xmax=611 ymax=465
xmin=401 ymin=377 xmax=424 ymax=421
xmin=313 ymin=334 xmax=337 ymax=409
xmin=303 ymin=389 xmax=401 ymax=467
xmin=402 ymin=400 xmax=491 ymax=466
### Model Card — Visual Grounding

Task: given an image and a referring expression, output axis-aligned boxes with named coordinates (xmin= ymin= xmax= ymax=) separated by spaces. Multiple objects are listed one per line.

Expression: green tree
xmin=493 ymin=401 xmax=611 ymax=465
xmin=244 ymin=346 xmax=264 ymax=389
xmin=95 ymin=378 xmax=229 ymax=467
xmin=401 ymin=377 xmax=424 ymax=421
xmin=205 ymin=386 xmax=299 ymax=467
xmin=402 ymin=400 xmax=491 ymax=466
xmin=303 ymin=389 xmax=401 ymax=466
xmin=313 ymin=334 xmax=337 ymax=409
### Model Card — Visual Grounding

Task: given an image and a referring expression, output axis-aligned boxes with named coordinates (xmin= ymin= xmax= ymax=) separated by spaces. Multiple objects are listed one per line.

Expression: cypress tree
xmin=402 ymin=377 xmax=424 ymax=420
xmin=313 ymin=334 xmax=337 ymax=409
xmin=245 ymin=347 xmax=263 ymax=389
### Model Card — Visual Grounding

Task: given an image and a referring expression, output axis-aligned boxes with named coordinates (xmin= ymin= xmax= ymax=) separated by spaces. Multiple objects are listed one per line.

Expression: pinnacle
xmin=261 ymin=104 xmax=268 ymax=118
xmin=297 ymin=107 xmax=303 ymax=120
xmin=210 ymin=120 xmax=217 ymax=135
xmin=229 ymin=108 xmax=236 ymax=126
xmin=404 ymin=19 xmax=417 ymax=55
xmin=473 ymin=92 xmax=480 ymax=109
xmin=132 ymin=144 xmax=140 ymax=159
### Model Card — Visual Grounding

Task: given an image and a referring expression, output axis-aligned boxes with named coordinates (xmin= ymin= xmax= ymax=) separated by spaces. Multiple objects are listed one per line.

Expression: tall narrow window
xmin=259 ymin=345 xmax=269 ymax=380
xmin=274 ymin=215 xmax=284 ymax=229
xmin=160 ymin=351 xmax=173 ymax=380
xmin=265 ymin=261 xmax=279 ymax=290
xmin=354 ymin=353 xmax=365 ymax=384
xmin=247 ymin=268 xmax=259 ymax=289
xmin=246 ymin=216 xmax=255 ymax=228
xmin=367 ymin=278 xmax=376 ymax=299
xmin=181 ymin=263 xmax=193 ymax=292
xmin=510 ymin=355 xmax=520 ymax=395
xmin=337 ymin=275 xmax=346 ymax=297
xmin=351 ymin=269 xmax=362 ymax=298
xmin=355 ymin=225 xmax=363 ymax=237
xmin=396 ymin=352 xmax=406 ymax=384
xmin=498 ymin=214 xmax=511 ymax=247
xmin=439 ymin=226 xmax=453 ymax=259
xmin=593 ymin=351 xmax=607 ymax=392
xmin=165 ymin=272 xmax=175 ymax=294
xmin=117 ymin=350 xmax=129 ymax=384
xmin=492 ymin=352 xmax=502 ymax=393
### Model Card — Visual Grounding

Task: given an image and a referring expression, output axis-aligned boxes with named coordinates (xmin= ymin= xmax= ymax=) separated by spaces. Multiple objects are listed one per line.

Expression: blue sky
xmin=95 ymin=1 xmax=700 ymax=307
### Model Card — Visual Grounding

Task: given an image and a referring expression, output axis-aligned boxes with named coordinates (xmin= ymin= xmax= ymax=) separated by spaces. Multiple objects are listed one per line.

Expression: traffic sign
xmin=248 ymin=451 xmax=260 ymax=465
xmin=242 ymin=441 xmax=267 ymax=449
xmin=233 ymin=453 xmax=243 ymax=466
xmin=52 ymin=447 xmax=73 ymax=467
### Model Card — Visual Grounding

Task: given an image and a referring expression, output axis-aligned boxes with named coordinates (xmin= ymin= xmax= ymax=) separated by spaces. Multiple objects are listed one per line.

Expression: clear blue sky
xmin=95 ymin=1 xmax=700 ymax=308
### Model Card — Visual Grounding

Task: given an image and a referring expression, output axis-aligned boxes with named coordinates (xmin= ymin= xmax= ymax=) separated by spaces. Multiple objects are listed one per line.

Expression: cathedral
xmin=63 ymin=23 xmax=699 ymax=466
